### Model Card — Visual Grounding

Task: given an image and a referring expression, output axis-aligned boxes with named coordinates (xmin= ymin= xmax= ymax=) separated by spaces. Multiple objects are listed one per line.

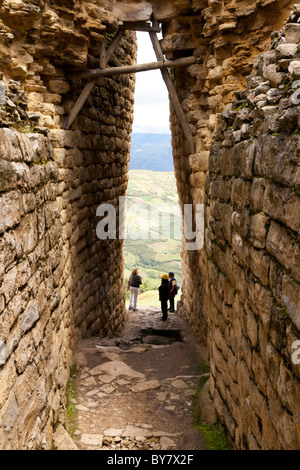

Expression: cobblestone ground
xmin=70 ymin=307 xmax=207 ymax=450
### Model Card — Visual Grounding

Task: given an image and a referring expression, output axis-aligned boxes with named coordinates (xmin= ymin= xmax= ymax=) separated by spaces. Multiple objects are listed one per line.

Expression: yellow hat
xmin=161 ymin=274 xmax=168 ymax=279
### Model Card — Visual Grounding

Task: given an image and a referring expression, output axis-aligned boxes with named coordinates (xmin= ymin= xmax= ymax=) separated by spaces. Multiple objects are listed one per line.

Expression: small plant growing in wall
xmin=293 ymin=185 xmax=300 ymax=197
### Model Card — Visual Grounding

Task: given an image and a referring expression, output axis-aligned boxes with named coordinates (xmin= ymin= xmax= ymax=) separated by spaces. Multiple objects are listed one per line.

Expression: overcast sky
xmin=132 ymin=32 xmax=171 ymax=135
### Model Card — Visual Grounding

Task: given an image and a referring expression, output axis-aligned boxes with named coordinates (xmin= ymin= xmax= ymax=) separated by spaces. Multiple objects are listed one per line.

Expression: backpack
xmin=170 ymin=277 xmax=180 ymax=295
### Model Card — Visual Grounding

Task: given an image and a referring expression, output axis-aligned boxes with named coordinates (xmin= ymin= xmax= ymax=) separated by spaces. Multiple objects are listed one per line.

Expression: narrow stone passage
xmin=71 ymin=308 xmax=207 ymax=450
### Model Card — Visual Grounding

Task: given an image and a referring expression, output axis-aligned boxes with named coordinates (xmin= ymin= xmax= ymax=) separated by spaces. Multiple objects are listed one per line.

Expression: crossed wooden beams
xmin=64 ymin=21 xmax=195 ymax=155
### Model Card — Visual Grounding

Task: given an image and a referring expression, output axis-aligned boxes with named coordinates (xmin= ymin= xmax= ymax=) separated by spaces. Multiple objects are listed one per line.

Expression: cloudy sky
xmin=132 ymin=32 xmax=171 ymax=134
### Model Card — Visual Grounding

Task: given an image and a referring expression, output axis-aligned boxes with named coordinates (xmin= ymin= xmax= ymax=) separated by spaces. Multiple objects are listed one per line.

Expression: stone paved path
xmin=71 ymin=307 xmax=206 ymax=450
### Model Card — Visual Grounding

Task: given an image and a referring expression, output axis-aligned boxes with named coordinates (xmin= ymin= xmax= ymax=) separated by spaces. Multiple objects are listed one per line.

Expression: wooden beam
xmin=64 ymin=31 xmax=125 ymax=130
xmin=105 ymin=30 xmax=125 ymax=63
xmin=149 ymin=31 xmax=195 ymax=155
xmin=99 ymin=40 xmax=107 ymax=69
xmin=67 ymin=56 xmax=196 ymax=81
xmin=64 ymin=80 xmax=97 ymax=131
xmin=115 ymin=2 xmax=152 ymax=22
xmin=119 ymin=21 xmax=161 ymax=33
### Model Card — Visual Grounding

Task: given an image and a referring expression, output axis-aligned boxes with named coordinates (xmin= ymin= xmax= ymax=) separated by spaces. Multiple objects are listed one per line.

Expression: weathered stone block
xmin=0 ymin=361 xmax=15 ymax=408
xmin=277 ymin=409 xmax=300 ymax=450
xmin=252 ymin=349 xmax=268 ymax=396
xmin=220 ymin=204 xmax=233 ymax=243
xmin=231 ymin=179 xmax=250 ymax=212
xmin=0 ymin=191 xmax=21 ymax=234
xmin=0 ymin=160 xmax=18 ymax=192
xmin=249 ymin=213 xmax=269 ymax=249
xmin=247 ymin=280 xmax=273 ymax=333
xmin=276 ymin=43 xmax=298 ymax=57
xmin=284 ymin=23 xmax=300 ymax=43
xmin=14 ymin=334 xmax=35 ymax=374
xmin=263 ymin=64 xmax=284 ymax=87
xmin=2 ymin=392 xmax=19 ymax=432
xmin=53 ymin=424 xmax=78 ymax=450
xmin=250 ymin=178 xmax=266 ymax=213
xmin=231 ymin=210 xmax=250 ymax=240
xmin=0 ymin=129 xmax=24 ymax=162
xmin=195 ymin=379 xmax=218 ymax=425
xmin=254 ymin=136 xmax=300 ymax=186
xmin=245 ymin=305 xmax=258 ymax=348
xmin=21 ymin=300 xmax=39 ymax=333
xmin=0 ymin=80 xmax=6 ymax=105
xmin=281 ymin=275 xmax=300 ymax=330
xmin=49 ymin=80 xmax=70 ymax=94
xmin=250 ymin=248 xmax=270 ymax=286
xmin=188 ymin=152 xmax=209 ymax=173
xmin=267 ymin=221 xmax=299 ymax=278
xmin=261 ymin=399 xmax=279 ymax=449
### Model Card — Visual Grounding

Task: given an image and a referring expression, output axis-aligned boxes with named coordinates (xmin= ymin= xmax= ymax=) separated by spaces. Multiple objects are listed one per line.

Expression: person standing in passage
xmin=128 ymin=268 xmax=142 ymax=311
xmin=159 ymin=274 xmax=170 ymax=321
xmin=168 ymin=272 xmax=177 ymax=313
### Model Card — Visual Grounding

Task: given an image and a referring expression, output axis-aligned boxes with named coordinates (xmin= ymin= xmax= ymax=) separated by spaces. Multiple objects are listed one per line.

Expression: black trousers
xmin=161 ymin=299 xmax=168 ymax=319
xmin=169 ymin=296 xmax=175 ymax=312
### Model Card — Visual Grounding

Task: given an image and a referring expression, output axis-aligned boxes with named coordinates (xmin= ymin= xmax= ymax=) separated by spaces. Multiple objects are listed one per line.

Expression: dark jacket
xmin=130 ymin=274 xmax=142 ymax=288
xmin=159 ymin=279 xmax=170 ymax=302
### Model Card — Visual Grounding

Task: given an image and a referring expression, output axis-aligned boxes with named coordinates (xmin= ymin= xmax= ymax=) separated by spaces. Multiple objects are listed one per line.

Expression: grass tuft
xmin=66 ymin=366 xmax=77 ymax=438
xmin=195 ymin=423 xmax=230 ymax=450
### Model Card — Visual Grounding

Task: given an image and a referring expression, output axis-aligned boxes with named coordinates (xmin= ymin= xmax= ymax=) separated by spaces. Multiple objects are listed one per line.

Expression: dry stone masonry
xmin=161 ymin=0 xmax=299 ymax=449
xmin=0 ymin=0 xmax=299 ymax=451
xmin=167 ymin=0 xmax=295 ymax=349
xmin=0 ymin=2 xmax=136 ymax=449
xmin=203 ymin=11 xmax=300 ymax=448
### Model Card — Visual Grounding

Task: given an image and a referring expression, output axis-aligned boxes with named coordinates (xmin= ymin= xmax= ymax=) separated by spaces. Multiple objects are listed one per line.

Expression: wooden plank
xmin=64 ymin=32 xmax=125 ymax=130
xmin=67 ymin=56 xmax=196 ymax=81
xmin=149 ymin=30 xmax=195 ymax=155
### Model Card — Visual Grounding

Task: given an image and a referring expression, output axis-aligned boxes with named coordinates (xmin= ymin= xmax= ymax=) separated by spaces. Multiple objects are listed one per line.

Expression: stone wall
xmin=165 ymin=0 xmax=295 ymax=353
xmin=0 ymin=2 xmax=136 ymax=449
xmin=161 ymin=0 xmax=300 ymax=449
xmin=0 ymin=0 xmax=299 ymax=451
xmin=204 ymin=11 xmax=300 ymax=449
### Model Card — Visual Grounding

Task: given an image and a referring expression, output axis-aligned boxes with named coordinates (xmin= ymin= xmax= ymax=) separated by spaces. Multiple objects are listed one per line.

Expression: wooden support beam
xmin=64 ymin=31 xmax=125 ymax=130
xmin=99 ymin=40 xmax=107 ymax=69
xmin=149 ymin=31 xmax=195 ymax=155
xmin=67 ymin=56 xmax=196 ymax=81
xmin=105 ymin=30 xmax=125 ymax=64
xmin=64 ymin=80 xmax=97 ymax=131
xmin=119 ymin=21 xmax=161 ymax=33
xmin=64 ymin=24 xmax=196 ymax=147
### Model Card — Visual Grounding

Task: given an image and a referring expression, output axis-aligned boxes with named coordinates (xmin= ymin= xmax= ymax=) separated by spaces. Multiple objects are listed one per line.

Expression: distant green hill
xmin=130 ymin=133 xmax=173 ymax=172
xmin=124 ymin=170 xmax=182 ymax=306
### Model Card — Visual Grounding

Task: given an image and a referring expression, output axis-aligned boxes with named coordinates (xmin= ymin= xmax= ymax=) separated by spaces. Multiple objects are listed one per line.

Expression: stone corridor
xmin=0 ymin=0 xmax=299 ymax=450
xmin=57 ymin=307 xmax=208 ymax=451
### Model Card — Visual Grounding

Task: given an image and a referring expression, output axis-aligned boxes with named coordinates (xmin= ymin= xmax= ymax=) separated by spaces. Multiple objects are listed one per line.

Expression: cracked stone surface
xmin=71 ymin=307 xmax=206 ymax=450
